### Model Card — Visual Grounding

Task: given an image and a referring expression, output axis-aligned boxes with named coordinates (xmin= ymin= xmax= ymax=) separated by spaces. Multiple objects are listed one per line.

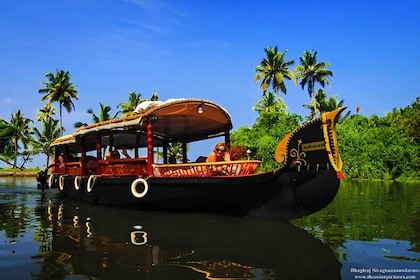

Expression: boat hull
xmin=249 ymin=169 xmax=340 ymax=219
xmin=52 ymin=169 xmax=339 ymax=219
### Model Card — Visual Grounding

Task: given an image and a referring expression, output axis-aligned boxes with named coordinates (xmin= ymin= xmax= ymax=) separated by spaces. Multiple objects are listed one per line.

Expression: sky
xmin=1 ymin=0 xmax=419 ymax=168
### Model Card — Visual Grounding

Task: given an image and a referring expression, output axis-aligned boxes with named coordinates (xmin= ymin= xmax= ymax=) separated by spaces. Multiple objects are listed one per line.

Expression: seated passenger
xmin=105 ymin=150 xmax=120 ymax=160
xmin=229 ymin=146 xmax=246 ymax=161
xmin=105 ymin=147 xmax=131 ymax=160
xmin=86 ymin=158 xmax=97 ymax=174
xmin=228 ymin=146 xmax=247 ymax=175
xmin=206 ymin=142 xmax=230 ymax=162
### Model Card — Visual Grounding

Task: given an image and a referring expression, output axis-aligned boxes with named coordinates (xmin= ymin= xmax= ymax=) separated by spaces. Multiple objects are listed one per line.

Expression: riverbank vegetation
xmin=0 ymin=47 xmax=419 ymax=181
xmin=230 ymin=97 xmax=420 ymax=181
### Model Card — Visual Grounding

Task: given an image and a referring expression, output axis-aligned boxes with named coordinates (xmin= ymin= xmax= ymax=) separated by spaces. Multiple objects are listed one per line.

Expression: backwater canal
xmin=0 ymin=177 xmax=419 ymax=280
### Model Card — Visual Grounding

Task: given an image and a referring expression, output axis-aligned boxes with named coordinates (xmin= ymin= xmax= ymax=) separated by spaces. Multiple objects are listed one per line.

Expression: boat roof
xmin=51 ymin=98 xmax=233 ymax=153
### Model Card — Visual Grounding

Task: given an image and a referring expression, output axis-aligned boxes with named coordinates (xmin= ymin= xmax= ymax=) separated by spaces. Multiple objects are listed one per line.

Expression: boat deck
xmin=51 ymin=159 xmax=261 ymax=178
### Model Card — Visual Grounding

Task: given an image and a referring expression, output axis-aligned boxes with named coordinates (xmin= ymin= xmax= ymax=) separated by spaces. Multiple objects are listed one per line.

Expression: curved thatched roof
xmin=51 ymin=98 xmax=233 ymax=153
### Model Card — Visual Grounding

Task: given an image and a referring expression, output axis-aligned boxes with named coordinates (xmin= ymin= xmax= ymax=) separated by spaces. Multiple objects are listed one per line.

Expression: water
xmin=0 ymin=178 xmax=419 ymax=280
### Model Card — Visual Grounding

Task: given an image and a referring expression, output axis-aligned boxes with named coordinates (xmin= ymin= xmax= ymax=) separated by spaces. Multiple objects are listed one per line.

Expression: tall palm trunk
xmin=59 ymin=103 xmax=63 ymax=136
xmin=13 ymin=137 xmax=18 ymax=168
xmin=309 ymin=79 xmax=318 ymax=115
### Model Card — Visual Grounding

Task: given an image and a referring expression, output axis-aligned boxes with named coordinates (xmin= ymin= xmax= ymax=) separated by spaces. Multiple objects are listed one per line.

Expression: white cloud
xmin=1 ymin=97 xmax=16 ymax=105
xmin=125 ymin=0 xmax=156 ymax=10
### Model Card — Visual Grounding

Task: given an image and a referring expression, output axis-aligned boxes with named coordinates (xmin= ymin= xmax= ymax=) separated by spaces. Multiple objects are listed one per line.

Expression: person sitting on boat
xmin=58 ymin=154 xmax=65 ymax=168
xmin=228 ymin=146 xmax=247 ymax=175
xmin=105 ymin=149 xmax=121 ymax=160
xmin=206 ymin=142 xmax=230 ymax=162
xmin=105 ymin=147 xmax=131 ymax=160
xmin=229 ymin=146 xmax=246 ymax=161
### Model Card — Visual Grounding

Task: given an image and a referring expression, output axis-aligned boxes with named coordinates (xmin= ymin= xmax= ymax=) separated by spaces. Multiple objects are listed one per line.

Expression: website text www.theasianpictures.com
xmin=350 ymin=268 xmax=419 ymax=280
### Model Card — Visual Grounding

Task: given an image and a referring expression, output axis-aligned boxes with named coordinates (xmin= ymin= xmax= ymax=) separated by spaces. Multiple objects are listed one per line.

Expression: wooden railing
xmin=51 ymin=162 xmax=82 ymax=175
xmin=48 ymin=158 xmax=148 ymax=177
xmin=48 ymin=159 xmax=261 ymax=178
xmin=153 ymin=160 xmax=261 ymax=177
xmin=99 ymin=157 xmax=148 ymax=177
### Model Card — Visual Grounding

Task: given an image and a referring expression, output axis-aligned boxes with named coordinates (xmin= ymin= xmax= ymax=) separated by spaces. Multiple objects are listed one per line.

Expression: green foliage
xmin=231 ymin=110 xmax=302 ymax=170
xmin=1 ymin=110 xmax=34 ymax=168
xmin=252 ymin=91 xmax=288 ymax=113
xmin=393 ymin=97 xmax=420 ymax=145
xmin=337 ymin=111 xmax=420 ymax=181
xmin=75 ymin=102 xmax=119 ymax=128
xmin=118 ymin=91 xmax=144 ymax=115
xmin=118 ymin=91 xmax=160 ymax=115
xmin=303 ymin=89 xmax=349 ymax=121
xmin=0 ymin=142 xmax=14 ymax=164
xmin=32 ymin=117 xmax=61 ymax=168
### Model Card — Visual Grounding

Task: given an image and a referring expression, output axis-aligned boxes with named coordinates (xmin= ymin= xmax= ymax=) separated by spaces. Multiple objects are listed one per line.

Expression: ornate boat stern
xmin=274 ymin=107 xmax=345 ymax=176
xmin=248 ymin=108 xmax=346 ymax=219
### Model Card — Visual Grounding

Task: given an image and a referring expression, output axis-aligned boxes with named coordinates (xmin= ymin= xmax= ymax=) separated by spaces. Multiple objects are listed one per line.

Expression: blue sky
xmin=1 ymin=0 xmax=419 ymax=168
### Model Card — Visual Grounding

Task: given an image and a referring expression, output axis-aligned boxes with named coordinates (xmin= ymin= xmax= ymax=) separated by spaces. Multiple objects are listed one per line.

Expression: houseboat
xmin=37 ymin=98 xmax=345 ymax=219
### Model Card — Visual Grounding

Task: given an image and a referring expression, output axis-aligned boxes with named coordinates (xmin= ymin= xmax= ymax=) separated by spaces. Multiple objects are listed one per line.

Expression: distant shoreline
xmin=0 ymin=171 xmax=38 ymax=177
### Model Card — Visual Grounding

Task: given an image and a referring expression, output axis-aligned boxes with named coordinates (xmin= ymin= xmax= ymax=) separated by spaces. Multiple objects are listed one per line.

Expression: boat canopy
xmin=50 ymin=98 xmax=233 ymax=154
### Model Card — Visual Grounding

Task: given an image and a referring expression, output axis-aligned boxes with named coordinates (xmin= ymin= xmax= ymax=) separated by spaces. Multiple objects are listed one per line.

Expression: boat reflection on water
xmin=40 ymin=197 xmax=341 ymax=279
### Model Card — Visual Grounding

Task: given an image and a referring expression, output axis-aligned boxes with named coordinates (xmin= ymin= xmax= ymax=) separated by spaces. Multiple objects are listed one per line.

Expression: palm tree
xmin=30 ymin=103 xmax=60 ymax=167
xmin=320 ymin=94 xmax=350 ymax=122
xmin=118 ymin=91 xmax=143 ymax=115
xmin=8 ymin=110 xmax=33 ymax=168
xmin=38 ymin=70 xmax=79 ymax=136
xmin=253 ymin=92 xmax=288 ymax=114
xmin=118 ymin=91 xmax=160 ymax=115
xmin=167 ymin=142 xmax=184 ymax=162
xmin=74 ymin=103 xmax=119 ymax=128
xmin=32 ymin=117 xmax=61 ymax=168
xmin=254 ymin=46 xmax=295 ymax=97
xmin=88 ymin=103 xmax=119 ymax=123
xmin=150 ymin=92 xmax=159 ymax=101
xmin=303 ymin=89 xmax=349 ymax=121
xmin=157 ymin=142 xmax=186 ymax=163
xmin=36 ymin=103 xmax=56 ymax=122
xmin=303 ymin=89 xmax=328 ymax=119
xmin=74 ymin=103 xmax=119 ymax=158
xmin=294 ymin=50 xmax=333 ymax=115
xmin=321 ymin=95 xmax=345 ymax=112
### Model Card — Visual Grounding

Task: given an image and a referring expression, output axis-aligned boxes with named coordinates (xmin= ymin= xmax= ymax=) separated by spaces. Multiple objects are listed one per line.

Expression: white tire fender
xmin=87 ymin=175 xmax=97 ymax=193
xmin=74 ymin=176 xmax=81 ymax=190
xmin=59 ymin=175 xmax=65 ymax=191
xmin=131 ymin=178 xmax=149 ymax=198
xmin=48 ymin=174 xmax=55 ymax=188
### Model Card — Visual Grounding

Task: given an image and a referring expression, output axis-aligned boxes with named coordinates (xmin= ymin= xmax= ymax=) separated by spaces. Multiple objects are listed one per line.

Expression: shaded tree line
xmin=337 ymin=98 xmax=420 ymax=180
xmin=232 ymin=96 xmax=419 ymax=181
